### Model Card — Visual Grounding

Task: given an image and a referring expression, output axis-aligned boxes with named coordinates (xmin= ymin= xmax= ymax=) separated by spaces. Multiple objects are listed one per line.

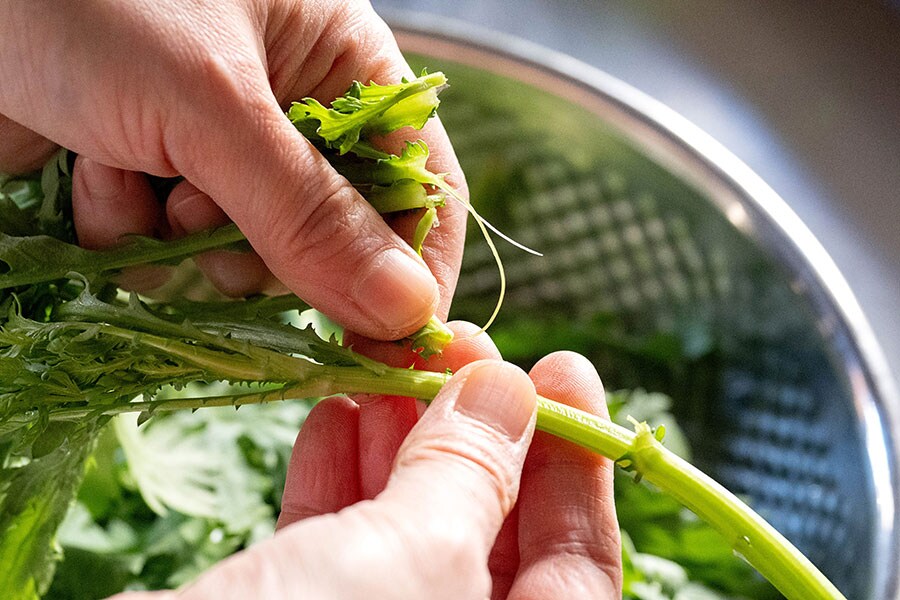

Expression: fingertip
xmin=529 ymin=351 xmax=607 ymax=417
xmin=380 ymin=359 xmax=536 ymax=555
xmin=193 ymin=251 xmax=275 ymax=298
xmin=514 ymin=352 xmax=621 ymax=598
xmin=165 ymin=181 xmax=229 ymax=235
xmin=348 ymin=245 xmax=439 ymax=339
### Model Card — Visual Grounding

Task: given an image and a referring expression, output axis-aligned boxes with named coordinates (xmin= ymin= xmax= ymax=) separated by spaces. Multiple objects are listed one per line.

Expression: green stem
xmin=538 ymin=405 xmax=843 ymax=600
xmin=23 ymin=361 xmax=846 ymax=600
xmin=642 ymin=438 xmax=842 ymax=599
xmin=89 ymin=223 xmax=248 ymax=271
xmin=0 ymin=224 xmax=246 ymax=289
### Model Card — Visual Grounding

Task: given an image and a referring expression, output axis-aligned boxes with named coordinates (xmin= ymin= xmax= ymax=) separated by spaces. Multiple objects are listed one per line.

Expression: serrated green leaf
xmin=36 ymin=150 xmax=72 ymax=241
xmin=0 ymin=420 xmax=103 ymax=600
xmin=288 ymin=71 xmax=446 ymax=154
xmin=0 ymin=224 xmax=248 ymax=290
xmin=334 ymin=140 xmax=444 ymax=189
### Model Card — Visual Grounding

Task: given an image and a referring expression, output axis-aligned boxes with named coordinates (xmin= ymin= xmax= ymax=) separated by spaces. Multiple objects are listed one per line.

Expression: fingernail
xmin=169 ymin=192 xmax=228 ymax=234
xmin=82 ymin=161 xmax=125 ymax=204
xmin=454 ymin=362 xmax=536 ymax=441
xmin=354 ymin=247 xmax=438 ymax=335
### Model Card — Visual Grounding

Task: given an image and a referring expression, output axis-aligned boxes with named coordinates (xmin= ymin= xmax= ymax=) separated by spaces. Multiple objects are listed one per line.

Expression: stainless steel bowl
xmin=393 ymin=17 xmax=900 ymax=600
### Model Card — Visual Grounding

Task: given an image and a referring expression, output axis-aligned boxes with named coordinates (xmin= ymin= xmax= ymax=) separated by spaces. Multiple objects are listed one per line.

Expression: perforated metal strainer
xmin=395 ymin=19 xmax=900 ymax=600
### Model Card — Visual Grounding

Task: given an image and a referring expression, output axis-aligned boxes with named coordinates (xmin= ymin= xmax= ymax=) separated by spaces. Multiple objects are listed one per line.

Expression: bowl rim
xmin=389 ymin=11 xmax=900 ymax=599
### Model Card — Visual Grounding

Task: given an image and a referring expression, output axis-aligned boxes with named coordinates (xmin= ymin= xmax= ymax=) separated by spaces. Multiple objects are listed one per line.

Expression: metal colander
xmin=396 ymin=20 xmax=900 ymax=600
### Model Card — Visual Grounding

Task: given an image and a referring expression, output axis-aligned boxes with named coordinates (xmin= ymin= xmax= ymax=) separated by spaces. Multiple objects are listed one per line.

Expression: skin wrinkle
xmin=264 ymin=8 xmax=327 ymax=104
xmin=357 ymin=396 xmax=417 ymax=500
xmin=263 ymin=180 xmax=430 ymax=335
xmin=264 ymin=2 xmax=465 ymax=324
xmin=276 ymin=183 xmax=373 ymax=266
xmin=278 ymin=396 xmax=360 ymax=520
xmin=282 ymin=507 xmax=388 ymax=597
xmin=301 ymin=13 xmax=399 ymax=107
xmin=524 ymin=443 xmax=611 ymax=471
xmin=0 ymin=4 xmax=57 ymax=126
xmin=514 ymin=557 xmax=619 ymax=600
xmin=279 ymin=459 xmax=349 ymax=516
xmin=505 ymin=351 xmax=620 ymax=598
xmin=519 ymin=506 xmax=616 ymax=565
xmin=93 ymin=5 xmax=194 ymax=171
xmin=523 ymin=516 xmax=620 ymax=564
xmin=134 ymin=321 xmax=616 ymax=596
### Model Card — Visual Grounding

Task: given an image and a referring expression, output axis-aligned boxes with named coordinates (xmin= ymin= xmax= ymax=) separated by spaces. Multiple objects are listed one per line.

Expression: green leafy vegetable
xmin=0 ymin=224 xmax=247 ymax=291
xmin=288 ymin=70 xmax=446 ymax=154
xmin=47 ymin=399 xmax=311 ymax=596
xmin=0 ymin=72 xmax=845 ymax=600
xmin=0 ymin=421 xmax=103 ymax=598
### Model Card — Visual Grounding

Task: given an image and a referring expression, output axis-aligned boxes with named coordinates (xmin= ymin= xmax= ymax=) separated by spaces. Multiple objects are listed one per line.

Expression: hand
xmin=114 ymin=322 xmax=622 ymax=599
xmin=0 ymin=0 xmax=466 ymax=339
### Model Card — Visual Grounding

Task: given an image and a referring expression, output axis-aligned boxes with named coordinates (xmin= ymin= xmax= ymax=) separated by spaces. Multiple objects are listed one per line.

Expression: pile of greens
xmin=0 ymin=72 xmax=843 ymax=600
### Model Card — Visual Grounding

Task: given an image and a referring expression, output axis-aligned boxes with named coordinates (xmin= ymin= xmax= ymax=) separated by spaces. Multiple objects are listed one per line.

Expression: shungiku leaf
xmin=287 ymin=71 xmax=447 ymax=154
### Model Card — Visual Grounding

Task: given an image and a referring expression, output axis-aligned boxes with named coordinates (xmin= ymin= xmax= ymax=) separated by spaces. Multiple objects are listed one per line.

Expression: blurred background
xmin=373 ymin=0 xmax=900 ymax=392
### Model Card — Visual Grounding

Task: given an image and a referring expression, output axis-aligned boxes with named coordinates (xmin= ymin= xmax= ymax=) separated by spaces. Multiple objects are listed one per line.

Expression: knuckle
xmin=267 ymin=182 xmax=371 ymax=270
xmin=323 ymin=1 xmax=397 ymax=80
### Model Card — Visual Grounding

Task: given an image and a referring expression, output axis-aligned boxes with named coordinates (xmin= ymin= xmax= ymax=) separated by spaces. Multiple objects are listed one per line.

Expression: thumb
xmin=378 ymin=360 xmax=537 ymax=554
xmin=171 ymin=70 xmax=438 ymax=341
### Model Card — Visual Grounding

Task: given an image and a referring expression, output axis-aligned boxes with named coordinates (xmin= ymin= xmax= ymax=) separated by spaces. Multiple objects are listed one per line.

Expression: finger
xmin=356 ymin=393 xmax=418 ymax=500
xmin=509 ymin=352 xmax=621 ymax=599
xmin=489 ymin=506 xmax=520 ymax=600
xmin=377 ymin=360 xmax=536 ymax=566
xmin=71 ymin=156 xmax=170 ymax=291
xmin=355 ymin=321 xmax=503 ymax=499
xmin=277 ymin=396 xmax=360 ymax=530
xmin=363 ymin=113 xmax=468 ymax=320
xmin=166 ymin=180 xmax=281 ymax=297
xmin=72 ymin=157 xmax=166 ymax=247
xmin=0 ymin=115 xmax=58 ymax=174
xmin=173 ymin=359 xmax=535 ymax=600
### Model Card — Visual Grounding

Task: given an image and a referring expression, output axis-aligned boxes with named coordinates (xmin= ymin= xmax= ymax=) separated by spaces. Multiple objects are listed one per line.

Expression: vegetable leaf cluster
xmin=0 ymin=72 xmax=840 ymax=600
xmin=0 ymin=72 xmax=456 ymax=599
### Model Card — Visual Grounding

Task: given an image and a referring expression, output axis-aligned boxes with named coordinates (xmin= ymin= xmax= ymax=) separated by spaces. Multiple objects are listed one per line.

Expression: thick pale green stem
xmin=25 ymin=363 xmax=846 ymax=600
xmin=10 ymin=337 xmax=845 ymax=600
xmin=537 ymin=405 xmax=844 ymax=600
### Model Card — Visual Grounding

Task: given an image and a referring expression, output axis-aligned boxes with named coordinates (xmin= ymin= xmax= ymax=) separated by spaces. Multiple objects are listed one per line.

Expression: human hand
xmin=0 ymin=0 xmax=466 ymax=338
xmin=113 ymin=322 xmax=621 ymax=599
